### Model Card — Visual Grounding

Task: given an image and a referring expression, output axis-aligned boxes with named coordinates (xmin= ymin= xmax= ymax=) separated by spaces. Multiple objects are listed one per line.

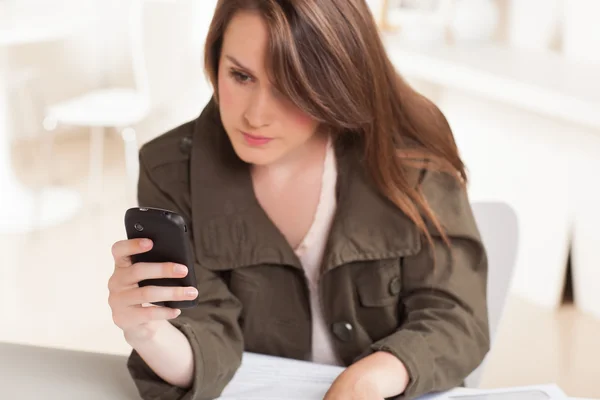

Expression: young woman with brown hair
xmin=108 ymin=1 xmax=489 ymax=399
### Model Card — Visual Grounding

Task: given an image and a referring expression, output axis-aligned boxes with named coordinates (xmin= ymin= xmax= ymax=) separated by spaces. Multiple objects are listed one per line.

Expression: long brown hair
xmin=204 ymin=0 xmax=466 ymax=247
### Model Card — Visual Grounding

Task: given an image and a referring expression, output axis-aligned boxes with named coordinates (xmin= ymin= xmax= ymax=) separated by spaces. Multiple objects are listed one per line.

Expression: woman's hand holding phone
xmin=108 ymin=238 xmax=199 ymax=344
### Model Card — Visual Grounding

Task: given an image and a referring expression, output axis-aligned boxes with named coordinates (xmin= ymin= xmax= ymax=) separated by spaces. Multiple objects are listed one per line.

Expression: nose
xmin=243 ymin=88 xmax=273 ymax=129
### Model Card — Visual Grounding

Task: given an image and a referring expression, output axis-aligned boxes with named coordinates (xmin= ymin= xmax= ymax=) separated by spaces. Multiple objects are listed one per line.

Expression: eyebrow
xmin=225 ymin=55 xmax=257 ymax=76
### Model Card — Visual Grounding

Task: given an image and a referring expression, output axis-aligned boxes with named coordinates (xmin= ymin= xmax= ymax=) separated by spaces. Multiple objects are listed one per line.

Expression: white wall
xmin=393 ymin=0 xmax=600 ymax=315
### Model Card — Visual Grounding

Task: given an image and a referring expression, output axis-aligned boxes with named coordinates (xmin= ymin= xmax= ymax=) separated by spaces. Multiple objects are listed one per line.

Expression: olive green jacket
xmin=127 ymin=100 xmax=490 ymax=400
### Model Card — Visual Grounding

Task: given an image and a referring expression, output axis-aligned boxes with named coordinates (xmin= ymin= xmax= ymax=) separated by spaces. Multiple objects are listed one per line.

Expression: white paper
xmin=216 ymin=352 xmax=345 ymax=400
xmin=216 ymin=353 xmax=570 ymax=400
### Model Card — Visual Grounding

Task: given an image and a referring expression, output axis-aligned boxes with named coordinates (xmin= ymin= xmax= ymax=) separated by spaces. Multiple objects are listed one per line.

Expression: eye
xmin=229 ymin=69 xmax=253 ymax=85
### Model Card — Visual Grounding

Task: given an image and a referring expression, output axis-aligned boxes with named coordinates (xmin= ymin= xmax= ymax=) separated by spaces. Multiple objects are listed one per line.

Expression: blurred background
xmin=0 ymin=0 xmax=598 ymax=397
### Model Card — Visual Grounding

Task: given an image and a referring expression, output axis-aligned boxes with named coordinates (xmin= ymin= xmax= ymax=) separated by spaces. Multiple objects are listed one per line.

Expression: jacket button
xmin=332 ymin=322 xmax=354 ymax=342
xmin=389 ymin=277 xmax=401 ymax=295
xmin=179 ymin=136 xmax=193 ymax=154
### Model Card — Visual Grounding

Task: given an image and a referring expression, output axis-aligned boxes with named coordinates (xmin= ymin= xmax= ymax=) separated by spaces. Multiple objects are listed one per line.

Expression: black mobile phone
xmin=124 ymin=207 xmax=199 ymax=309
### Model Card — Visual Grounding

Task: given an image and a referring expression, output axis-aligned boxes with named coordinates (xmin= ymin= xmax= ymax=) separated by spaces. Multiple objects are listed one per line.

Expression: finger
xmin=112 ymin=305 xmax=181 ymax=331
xmin=107 ymin=272 xmax=131 ymax=293
xmin=115 ymin=285 xmax=199 ymax=308
xmin=112 ymin=239 xmax=153 ymax=268
xmin=122 ymin=262 xmax=188 ymax=286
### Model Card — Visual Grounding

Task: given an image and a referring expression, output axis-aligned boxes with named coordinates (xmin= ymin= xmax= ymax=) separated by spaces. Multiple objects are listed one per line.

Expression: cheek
xmin=287 ymin=108 xmax=318 ymax=140
xmin=293 ymin=111 xmax=315 ymax=129
xmin=217 ymin=73 xmax=233 ymax=108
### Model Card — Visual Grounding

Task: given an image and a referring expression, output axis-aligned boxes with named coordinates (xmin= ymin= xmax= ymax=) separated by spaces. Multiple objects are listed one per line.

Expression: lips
xmin=241 ymin=131 xmax=273 ymax=146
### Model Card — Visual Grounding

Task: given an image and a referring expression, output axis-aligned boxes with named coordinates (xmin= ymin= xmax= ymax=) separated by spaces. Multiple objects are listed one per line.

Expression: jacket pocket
xmin=357 ymin=259 xmax=401 ymax=307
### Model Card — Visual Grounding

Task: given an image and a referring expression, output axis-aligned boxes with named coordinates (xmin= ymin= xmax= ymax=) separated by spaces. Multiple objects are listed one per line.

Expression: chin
xmin=230 ymin=141 xmax=282 ymax=166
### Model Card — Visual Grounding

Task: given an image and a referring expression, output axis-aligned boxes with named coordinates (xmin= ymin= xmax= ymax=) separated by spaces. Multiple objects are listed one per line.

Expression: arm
xmin=127 ymin=267 xmax=244 ymax=400
xmin=126 ymin=320 xmax=195 ymax=388
xmin=126 ymin=149 xmax=244 ymax=400
xmin=353 ymin=169 xmax=490 ymax=399
xmin=324 ymin=351 xmax=410 ymax=399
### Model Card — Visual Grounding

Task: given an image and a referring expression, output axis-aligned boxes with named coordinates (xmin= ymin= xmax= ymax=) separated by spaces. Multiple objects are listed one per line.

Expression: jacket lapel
xmin=321 ymin=144 xmax=422 ymax=272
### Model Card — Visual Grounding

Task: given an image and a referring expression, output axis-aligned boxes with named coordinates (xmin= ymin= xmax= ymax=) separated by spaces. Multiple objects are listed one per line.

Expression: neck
xmin=251 ymin=131 xmax=329 ymax=182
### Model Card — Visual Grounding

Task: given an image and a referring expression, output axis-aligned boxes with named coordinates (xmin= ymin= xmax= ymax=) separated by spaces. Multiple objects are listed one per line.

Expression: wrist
xmin=352 ymin=372 xmax=384 ymax=399
xmin=348 ymin=351 xmax=410 ymax=398
xmin=124 ymin=320 xmax=170 ymax=347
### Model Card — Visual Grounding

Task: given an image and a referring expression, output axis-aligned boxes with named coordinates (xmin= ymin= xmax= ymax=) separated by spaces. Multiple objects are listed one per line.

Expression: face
xmin=217 ymin=11 xmax=320 ymax=166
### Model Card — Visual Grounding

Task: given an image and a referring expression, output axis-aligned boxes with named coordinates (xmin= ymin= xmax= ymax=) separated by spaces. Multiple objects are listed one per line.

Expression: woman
xmin=108 ymin=1 xmax=490 ymax=399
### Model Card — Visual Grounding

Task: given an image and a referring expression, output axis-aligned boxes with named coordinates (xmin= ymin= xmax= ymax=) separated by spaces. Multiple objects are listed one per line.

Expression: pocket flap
xmin=357 ymin=259 xmax=401 ymax=307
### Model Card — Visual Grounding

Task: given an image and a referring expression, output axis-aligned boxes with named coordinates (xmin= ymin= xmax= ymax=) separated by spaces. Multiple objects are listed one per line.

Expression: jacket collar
xmin=189 ymin=99 xmax=421 ymax=272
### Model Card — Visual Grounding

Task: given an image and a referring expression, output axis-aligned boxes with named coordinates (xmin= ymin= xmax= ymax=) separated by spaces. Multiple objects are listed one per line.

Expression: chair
xmin=42 ymin=0 xmax=154 ymax=199
xmin=465 ymin=201 xmax=519 ymax=388
xmin=7 ymin=67 xmax=42 ymax=140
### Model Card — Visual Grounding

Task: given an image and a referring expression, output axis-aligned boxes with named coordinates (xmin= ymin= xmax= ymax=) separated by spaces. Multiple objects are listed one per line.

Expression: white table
xmin=0 ymin=20 xmax=82 ymax=234
xmin=0 ymin=342 xmax=594 ymax=400
xmin=0 ymin=342 xmax=140 ymax=399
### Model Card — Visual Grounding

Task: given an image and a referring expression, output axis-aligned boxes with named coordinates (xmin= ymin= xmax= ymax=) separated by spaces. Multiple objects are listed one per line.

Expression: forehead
xmin=222 ymin=11 xmax=269 ymax=75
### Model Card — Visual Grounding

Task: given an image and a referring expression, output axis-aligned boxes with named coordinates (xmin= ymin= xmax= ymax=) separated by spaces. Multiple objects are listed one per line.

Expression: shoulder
xmin=418 ymin=167 xmax=480 ymax=241
xmin=139 ymin=98 xmax=221 ymax=187
xmin=139 ymin=98 xmax=222 ymax=173
xmin=136 ymin=99 xmax=224 ymax=216
xmin=136 ymin=120 xmax=197 ymax=216
xmin=137 ymin=119 xmax=196 ymax=213
xmin=139 ymin=119 xmax=196 ymax=173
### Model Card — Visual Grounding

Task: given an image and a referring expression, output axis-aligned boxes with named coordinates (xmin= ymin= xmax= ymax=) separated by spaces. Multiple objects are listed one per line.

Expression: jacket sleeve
xmin=126 ymin=149 xmax=244 ymax=400
xmin=358 ymin=169 xmax=490 ymax=399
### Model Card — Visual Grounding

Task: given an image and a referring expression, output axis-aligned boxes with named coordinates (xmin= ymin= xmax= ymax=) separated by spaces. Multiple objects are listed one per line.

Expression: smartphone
xmin=124 ymin=207 xmax=199 ymax=309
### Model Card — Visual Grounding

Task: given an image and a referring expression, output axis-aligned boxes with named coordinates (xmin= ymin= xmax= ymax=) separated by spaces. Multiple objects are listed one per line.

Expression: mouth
xmin=241 ymin=131 xmax=273 ymax=146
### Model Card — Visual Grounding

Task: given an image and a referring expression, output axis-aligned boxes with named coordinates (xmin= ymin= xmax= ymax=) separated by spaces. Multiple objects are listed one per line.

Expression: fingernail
xmin=141 ymin=239 xmax=152 ymax=248
xmin=174 ymin=264 xmax=188 ymax=275
xmin=185 ymin=288 xmax=198 ymax=298
xmin=174 ymin=309 xmax=181 ymax=317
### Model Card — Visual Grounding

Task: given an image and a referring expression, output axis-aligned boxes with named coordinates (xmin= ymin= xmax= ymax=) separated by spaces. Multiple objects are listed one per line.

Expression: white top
xmin=293 ymin=137 xmax=342 ymax=366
